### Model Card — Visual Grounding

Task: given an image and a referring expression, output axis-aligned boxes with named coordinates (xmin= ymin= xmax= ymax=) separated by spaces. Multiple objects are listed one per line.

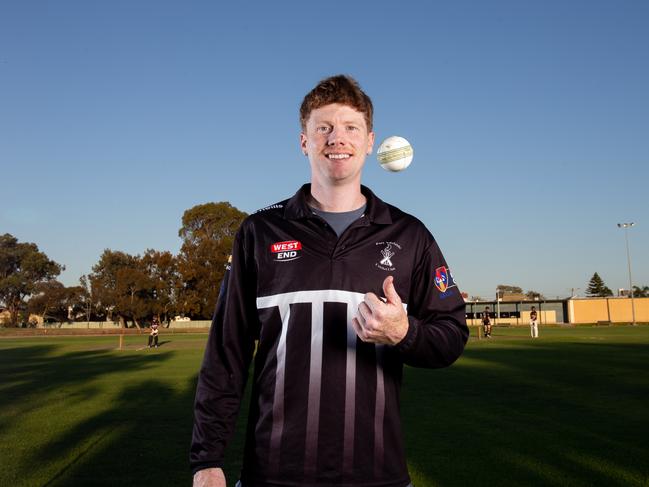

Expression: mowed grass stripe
xmin=1 ymin=328 xmax=648 ymax=486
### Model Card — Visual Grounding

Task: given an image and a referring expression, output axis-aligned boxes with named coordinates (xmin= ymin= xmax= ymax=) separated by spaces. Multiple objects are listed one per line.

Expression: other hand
xmin=193 ymin=467 xmax=226 ymax=487
xmin=352 ymin=276 xmax=408 ymax=345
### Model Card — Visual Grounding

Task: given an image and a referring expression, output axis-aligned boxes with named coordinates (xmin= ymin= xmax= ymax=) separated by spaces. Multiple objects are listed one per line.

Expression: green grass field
xmin=1 ymin=326 xmax=648 ymax=486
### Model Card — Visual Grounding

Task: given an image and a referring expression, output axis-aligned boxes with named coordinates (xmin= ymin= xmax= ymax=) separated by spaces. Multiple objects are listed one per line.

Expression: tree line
xmin=0 ymin=202 xmax=247 ymax=327
xmin=585 ymin=271 xmax=649 ymax=298
xmin=2 ymin=207 xmax=647 ymax=327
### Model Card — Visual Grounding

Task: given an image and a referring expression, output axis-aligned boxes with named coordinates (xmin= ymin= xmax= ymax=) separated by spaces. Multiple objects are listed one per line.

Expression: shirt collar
xmin=283 ymin=183 xmax=392 ymax=224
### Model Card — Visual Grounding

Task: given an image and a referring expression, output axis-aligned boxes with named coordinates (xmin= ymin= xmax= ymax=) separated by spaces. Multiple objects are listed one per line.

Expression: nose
xmin=327 ymin=126 xmax=346 ymax=146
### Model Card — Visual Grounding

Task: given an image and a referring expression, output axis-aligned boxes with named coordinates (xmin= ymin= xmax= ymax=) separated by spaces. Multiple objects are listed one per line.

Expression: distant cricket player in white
xmin=530 ymin=306 xmax=539 ymax=338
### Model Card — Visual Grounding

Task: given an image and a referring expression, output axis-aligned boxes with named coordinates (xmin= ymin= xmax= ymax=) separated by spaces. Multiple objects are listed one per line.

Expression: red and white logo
xmin=270 ymin=240 xmax=302 ymax=262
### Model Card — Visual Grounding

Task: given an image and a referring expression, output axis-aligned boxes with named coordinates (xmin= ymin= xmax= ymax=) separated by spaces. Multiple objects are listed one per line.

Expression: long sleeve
xmin=396 ymin=237 xmax=469 ymax=368
xmin=190 ymin=225 xmax=259 ymax=474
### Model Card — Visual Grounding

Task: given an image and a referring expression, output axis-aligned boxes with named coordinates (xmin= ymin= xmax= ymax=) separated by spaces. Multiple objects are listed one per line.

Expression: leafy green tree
xmin=497 ymin=284 xmax=523 ymax=295
xmin=88 ymin=249 xmax=181 ymax=327
xmin=177 ymin=202 xmax=247 ymax=319
xmin=525 ymin=290 xmax=545 ymax=300
xmin=0 ymin=233 xmax=63 ymax=326
xmin=141 ymin=249 xmax=180 ymax=323
xmin=79 ymin=275 xmax=101 ymax=321
xmin=115 ymin=265 xmax=153 ymax=328
xmin=586 ymin=272 xmax=613 ymax=297
xmin=632 ymin=285 xmax=649 ymax=298
xmin=28 ymin=280 xmax=86 ymax=323
xmin=88 ymin=250 xmax=145 ymax=327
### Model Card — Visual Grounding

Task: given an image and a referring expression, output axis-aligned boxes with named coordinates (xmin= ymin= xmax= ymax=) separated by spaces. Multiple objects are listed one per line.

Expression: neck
xmin=309 ymin=180 xmax=366 ymax=212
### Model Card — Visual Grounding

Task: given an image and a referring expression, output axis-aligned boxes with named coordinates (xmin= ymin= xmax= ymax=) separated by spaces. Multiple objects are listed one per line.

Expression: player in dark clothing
xmin=191 ymin=75 xmax=468 ymax=487
xmin=482 ymin=306 xmax=492 ymax=338
xmin=148 ymin=317 xmax=160 ymax=348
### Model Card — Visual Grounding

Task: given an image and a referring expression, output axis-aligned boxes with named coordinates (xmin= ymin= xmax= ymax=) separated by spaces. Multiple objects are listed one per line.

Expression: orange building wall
xmin=569 ymin=297 xmax=649 ymax=323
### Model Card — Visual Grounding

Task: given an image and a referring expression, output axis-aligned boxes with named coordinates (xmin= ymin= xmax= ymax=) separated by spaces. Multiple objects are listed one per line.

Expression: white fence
xmin=168 ymin=320 xmax=211 ymax=328
xmin=42 ymin=321 xmax=122 ymax=329
xmin=40 ymin=320 xmax=212 ymax=329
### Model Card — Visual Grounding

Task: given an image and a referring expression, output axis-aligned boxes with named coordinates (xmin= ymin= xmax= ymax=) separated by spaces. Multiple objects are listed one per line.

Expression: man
xmin=191 ymin=75 xmax=468 ymax=487
xmin=530 ymin=306 xmax=539 ymax=338
xmin=481 ymin=306 xmax=492 ymax=338
xmin=148 ymin=316 xmax=160 ymax=348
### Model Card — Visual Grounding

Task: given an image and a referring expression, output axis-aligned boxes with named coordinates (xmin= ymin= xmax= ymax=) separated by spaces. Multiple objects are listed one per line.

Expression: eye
xmin=347 ymin=125 xmax=360 ymax=132
xmin=316 ymin=125 xmax=331 ymax=134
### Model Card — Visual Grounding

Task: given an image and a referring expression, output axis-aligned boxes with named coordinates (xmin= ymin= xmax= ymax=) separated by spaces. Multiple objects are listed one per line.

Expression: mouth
xmin=326 ymin=153 xmax=352 ymax=160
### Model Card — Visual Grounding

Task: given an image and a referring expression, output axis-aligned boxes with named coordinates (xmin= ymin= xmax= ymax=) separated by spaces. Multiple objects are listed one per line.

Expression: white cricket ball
xmin=377 ymin=136 xmax=414 ymax=172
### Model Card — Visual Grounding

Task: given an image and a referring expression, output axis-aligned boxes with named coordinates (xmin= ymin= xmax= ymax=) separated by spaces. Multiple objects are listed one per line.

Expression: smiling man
xmin=191 ymin=75 xmax=468 ymax=487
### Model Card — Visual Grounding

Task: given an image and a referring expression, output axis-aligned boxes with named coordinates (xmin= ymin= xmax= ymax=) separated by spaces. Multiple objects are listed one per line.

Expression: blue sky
xmin=1 ymin=0 xmax=647 ymax=299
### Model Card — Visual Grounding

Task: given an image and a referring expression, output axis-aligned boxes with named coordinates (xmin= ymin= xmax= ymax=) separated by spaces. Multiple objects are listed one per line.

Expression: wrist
xmin=395 ymin=318 xmax=418 ymax=352
xmin=393 ymin=317 xmax=409 ymax=344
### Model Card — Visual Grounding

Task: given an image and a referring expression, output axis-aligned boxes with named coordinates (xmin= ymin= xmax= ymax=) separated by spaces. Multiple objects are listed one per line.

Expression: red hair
xmin=300 ymin=75 xmax=374 ymax=131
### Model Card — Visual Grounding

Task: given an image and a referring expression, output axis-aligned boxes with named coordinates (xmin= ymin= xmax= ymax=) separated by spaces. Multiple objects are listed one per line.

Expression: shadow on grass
xmin=402 ymin=341 xmax=649 ymax=486
xmin=3 ymin=338 xmax=648 ymax=486
xmin=35 ymin=376 xmax=252 ymax=487
xmin=35 ymin=379 xmax=195 ymax=486
xmin=0 ymin=341 xmax=249 ymax=487
xmin=0 ymin=344 xmax=171 ymax=433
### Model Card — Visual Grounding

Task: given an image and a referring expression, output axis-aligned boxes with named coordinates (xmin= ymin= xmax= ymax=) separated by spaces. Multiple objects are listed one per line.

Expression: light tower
xmin=617 ymin=223 xmax=636 ymax=326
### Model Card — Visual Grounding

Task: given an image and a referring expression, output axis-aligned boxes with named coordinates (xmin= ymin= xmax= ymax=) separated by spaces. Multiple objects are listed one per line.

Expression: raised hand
xmin=193 ymin=467 xmax=226 ymax=487
xmin=352 ymin=276 xmax=409 ymax=346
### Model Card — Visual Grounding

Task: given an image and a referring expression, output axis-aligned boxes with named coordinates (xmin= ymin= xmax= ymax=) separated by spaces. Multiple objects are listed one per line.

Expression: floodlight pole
xmin=495 ymin=289 xmax=500 ymax=326
xmin=617 ymin=223 xmax=636 ymax=326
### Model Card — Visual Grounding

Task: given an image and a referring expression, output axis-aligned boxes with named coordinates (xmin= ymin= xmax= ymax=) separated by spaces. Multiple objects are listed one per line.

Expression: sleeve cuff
xmin=395 ymin=317 xmax=419 ymax=353
xmin=191 ymin=462 xmax=223 ymax=476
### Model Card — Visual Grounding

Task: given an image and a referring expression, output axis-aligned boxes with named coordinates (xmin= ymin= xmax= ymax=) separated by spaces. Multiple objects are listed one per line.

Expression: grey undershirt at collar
xmin=310 ymin=204 xmax=366 ymax=237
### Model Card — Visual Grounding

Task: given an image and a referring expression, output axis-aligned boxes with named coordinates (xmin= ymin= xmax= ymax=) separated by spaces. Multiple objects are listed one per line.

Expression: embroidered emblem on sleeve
xmin=434 ymin=266 xmax=457 ymax=293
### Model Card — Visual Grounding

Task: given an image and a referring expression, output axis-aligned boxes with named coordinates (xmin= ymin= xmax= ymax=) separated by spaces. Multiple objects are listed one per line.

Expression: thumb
xmin=383 ymin=276 xmax=401 ymax=305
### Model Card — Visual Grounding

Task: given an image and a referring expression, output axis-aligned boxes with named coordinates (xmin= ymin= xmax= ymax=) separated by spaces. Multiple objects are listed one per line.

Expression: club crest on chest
xmin=375 ymin=241 xmax=402 ymax=271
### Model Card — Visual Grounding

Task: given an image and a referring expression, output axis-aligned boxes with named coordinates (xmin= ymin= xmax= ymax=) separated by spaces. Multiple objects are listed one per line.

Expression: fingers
xmin=353 ymin=278 xmax=404 ymax=345
xmin=363 ymin=291 xmax=384 ymax=311
xmin=352 ymin=316 xmax=373 ymax=342
xmin=357 ymin=301 xmax=372 ymax=322
xmin=382 ymin=275 xmax=402 ymax=305
xmin=351 ymin=317 xmax=367 ymax=342
xmin=354 ymin=303 xmax=377 ymax=343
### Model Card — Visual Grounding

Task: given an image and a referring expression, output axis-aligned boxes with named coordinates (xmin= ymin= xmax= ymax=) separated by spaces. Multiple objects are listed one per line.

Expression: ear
xmin=300 ymin=132 xmax=308 ymax=156
xmin=366 ymin=131 xmax=375 ymax=155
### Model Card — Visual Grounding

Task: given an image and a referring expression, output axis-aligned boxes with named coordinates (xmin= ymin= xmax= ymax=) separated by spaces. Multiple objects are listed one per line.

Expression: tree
xmin=88 ymin=250 xmax=146 ymax=327
xmin=496 ymin=284 xmax=523 ymax=295
xmin=141 ymin=249 xmax=180 ymax=323
xmin=79 ymin=275 xmax=101 ymax=321
xmin=525 ymin=290 xmax=545 ymax=300
xmin=88 ymin=249 xmax=181 ymax=327
xmin=586 ymin=272 xmax=613 ymax=297
xmin=0 ymin=234 xmax=63 ymax=326
xmin=28 ymin=281 xmax=86 ymax=323
xmin=177 ymin=202 xmax=247 ymax=319
xmin=632 ymin=285 xmax=649 ymax=298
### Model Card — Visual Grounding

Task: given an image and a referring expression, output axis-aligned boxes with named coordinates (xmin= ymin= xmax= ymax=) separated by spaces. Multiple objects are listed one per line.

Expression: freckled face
xmin=300 ymin=103 xmax=375 ymax=187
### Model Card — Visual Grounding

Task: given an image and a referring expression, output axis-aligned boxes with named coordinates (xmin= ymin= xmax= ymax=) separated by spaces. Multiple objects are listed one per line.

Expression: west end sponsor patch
xmin=375 ymin=241 xmax=402 ymax=271
xmin=270 ymin=240 xmax=302 ymax=262
xmin=434 ymin=266 xmax=457 ymax=293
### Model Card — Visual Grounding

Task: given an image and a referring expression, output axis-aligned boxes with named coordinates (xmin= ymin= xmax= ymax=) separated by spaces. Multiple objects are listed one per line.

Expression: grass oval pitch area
xmin=1 ymin=327 xmax=648 ymax=486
